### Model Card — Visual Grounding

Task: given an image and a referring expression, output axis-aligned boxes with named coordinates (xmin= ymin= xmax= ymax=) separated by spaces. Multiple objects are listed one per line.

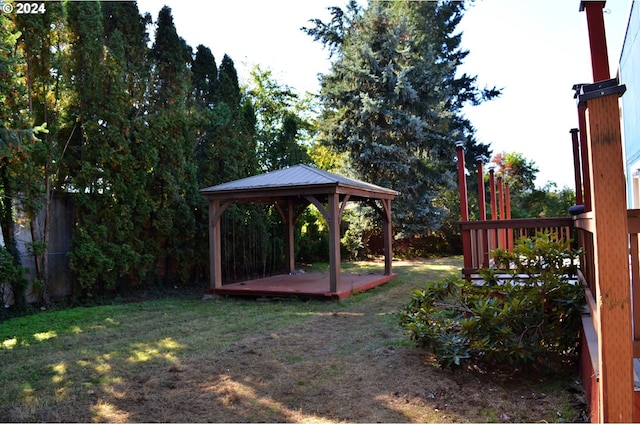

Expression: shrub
xmin=398 ymin=232 xmax=584 ymax=369
xmin=0 ymin=246 xmax=28 ymax=307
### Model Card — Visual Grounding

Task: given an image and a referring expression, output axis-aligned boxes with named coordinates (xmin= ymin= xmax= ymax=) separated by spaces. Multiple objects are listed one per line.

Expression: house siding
xmin=621 ymin=1 xmax=640 ymax=207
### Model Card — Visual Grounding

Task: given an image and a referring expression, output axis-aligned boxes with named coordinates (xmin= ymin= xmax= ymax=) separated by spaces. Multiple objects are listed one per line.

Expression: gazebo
xmin=199 ymin=164 xmax=399 ymax=299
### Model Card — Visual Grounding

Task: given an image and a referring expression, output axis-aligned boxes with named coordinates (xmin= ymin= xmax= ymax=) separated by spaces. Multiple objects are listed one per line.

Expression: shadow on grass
xmin=0 ymin=257 xmax=579 ymax=422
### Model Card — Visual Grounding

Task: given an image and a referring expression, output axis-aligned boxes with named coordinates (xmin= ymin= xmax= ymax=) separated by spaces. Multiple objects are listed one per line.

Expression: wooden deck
xmin=212 ymin=272 xmax=398 ymax=300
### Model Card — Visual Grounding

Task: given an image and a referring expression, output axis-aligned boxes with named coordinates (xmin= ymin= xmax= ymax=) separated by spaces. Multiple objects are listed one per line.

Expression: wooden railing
xmin=575 ymin=209 xmax=640 ymax=357
xmin=458 ymin=217 xmax=575 ymax=278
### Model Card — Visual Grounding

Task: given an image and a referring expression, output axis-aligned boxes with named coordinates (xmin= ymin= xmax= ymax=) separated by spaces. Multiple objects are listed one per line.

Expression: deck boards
xmin=212 ymin=272 xmax=398 ymax=300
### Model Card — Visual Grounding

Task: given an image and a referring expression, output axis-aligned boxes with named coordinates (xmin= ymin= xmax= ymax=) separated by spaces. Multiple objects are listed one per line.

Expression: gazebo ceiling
xmin=199 ymin=164 xmax=398 ymax=202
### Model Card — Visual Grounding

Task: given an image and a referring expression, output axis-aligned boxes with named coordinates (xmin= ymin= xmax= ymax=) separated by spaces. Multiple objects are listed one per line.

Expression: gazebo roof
xmin=199 ymin=164 xmax=398 ymax=202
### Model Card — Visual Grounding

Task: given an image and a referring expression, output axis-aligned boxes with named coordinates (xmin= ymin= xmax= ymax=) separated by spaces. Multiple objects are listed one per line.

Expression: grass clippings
xmin=0 ymin=257 xmax=586 ymax=422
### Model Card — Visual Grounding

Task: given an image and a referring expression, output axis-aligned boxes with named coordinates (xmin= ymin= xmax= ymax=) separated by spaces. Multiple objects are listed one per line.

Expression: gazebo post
xmin=285 ymin=200 xmax=295 ymax=274
xmin=328 ymin=192 xmax=342 ymax=293
xmin=381 ymin=199 xmax=393 ymax=276
xmin=209 ymin=200 xmax=222 ymax=289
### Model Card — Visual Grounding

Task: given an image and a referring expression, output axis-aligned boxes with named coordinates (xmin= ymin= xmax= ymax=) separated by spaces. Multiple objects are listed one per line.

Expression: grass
xmin=0 ymin=257 xmax=585 ymax=422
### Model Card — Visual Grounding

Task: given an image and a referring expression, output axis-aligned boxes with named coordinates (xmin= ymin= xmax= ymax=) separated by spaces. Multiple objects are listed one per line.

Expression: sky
xmin=135 ymin=0 xmax=634 ymax=189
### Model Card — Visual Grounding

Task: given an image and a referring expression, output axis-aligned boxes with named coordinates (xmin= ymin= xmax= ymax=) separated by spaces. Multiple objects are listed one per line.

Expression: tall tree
xmin=491 ymin=151 xmax=574 ymax=218
xmin=147 ymin=6 xmax=201 ymax=284
xmin=14 ymin=2 xmax=67 ymax=303
xmin=191 ymin=44 xmax=231 ymax=189
xmin=65 ymin=0 xmax=136 ymax=294
xmin=0 ymin=11 xmax=28 ymax=266
xmin=306 ymin=0 xmax=499 ymax=236
xmin=245 ymin=65 xmax=313 ymax=172
xmin=214 ymin=54 xmax=257 ymax=181
xmin=63 ymin=1 xmax=160 ymax=296
xmin=491 ymin=151 xmax=538 ymax=193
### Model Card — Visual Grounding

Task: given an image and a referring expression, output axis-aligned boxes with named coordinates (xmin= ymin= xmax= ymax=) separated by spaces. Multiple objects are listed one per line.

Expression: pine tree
xmin=306 ymin=0 xmax=499 ymax=236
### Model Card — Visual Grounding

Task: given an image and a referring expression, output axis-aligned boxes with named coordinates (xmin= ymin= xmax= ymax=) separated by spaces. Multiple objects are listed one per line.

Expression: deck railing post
xmin=476 ymin=157 xmax=486 ymax=221
xmin=456 ymin=141 xmax=472 ymax=272
xmin=579 ymin=2 xmax=633 ymax=421
xmin=497 ymin=176 xmax=507 ymax=248
xmin=505 ymin=183 xmax=513 ymax=251
xmin=476 ymin=157 xmax=490 ymax=267
xmin=489 ymin=168 xmax=498 ymax=253
xmin=576 ymin=91 xmax=593 ymax=212
xmin=570 ymin=128 xmax=584 ymax=206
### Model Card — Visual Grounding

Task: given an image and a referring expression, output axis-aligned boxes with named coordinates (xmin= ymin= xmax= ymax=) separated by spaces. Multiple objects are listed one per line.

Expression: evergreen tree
xmin=192 ymin=44 xmax=219 ymax=107
xmin=64 ymin=1 xmax=139 ymax=294
xmin=306 ymin=0 xmax=499 ymax=237
xmin=0 ymin=11 xmax=28 ymax=267
xmin=148 ymin=6 xmax=201 ymax=284
xmin=10 ymin=2 xmax=69 ymax=303
xmin=191 ymin=44 xmax=231 ymax=188
xmin=214 ymin=54 xmax=257 ymax=181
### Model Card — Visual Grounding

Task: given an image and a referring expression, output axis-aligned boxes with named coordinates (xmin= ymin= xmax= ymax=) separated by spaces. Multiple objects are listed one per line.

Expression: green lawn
xmin=0 ymin=257 xmax=583 ymax=423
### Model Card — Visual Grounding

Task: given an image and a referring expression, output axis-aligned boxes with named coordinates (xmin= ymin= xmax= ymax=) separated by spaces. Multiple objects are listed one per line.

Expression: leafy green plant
xmin=398 ymin=232 xmax=584 ymax=369
xmin=0 ymin=246 xmax=27 ymax=307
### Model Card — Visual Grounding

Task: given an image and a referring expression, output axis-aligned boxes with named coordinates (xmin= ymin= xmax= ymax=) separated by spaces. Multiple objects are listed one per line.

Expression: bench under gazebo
xmin=200 ymin=164 xmax=398 ymax=299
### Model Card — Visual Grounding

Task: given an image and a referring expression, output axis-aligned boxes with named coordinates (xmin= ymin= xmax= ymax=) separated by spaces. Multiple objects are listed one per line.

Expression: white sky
xmin=135 ymin=0 xmax=633 ymax=189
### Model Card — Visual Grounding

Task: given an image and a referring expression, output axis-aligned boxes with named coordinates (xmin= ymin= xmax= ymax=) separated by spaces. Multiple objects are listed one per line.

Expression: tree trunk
xmin=0 ymin=166 xmax=20 ymax=266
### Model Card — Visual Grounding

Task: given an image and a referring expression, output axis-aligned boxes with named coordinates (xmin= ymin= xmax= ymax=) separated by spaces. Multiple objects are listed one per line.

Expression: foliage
xmin=491 ymin=151 xmax=538 ymax=193
xmin=306 ymin=0 xmax=499 ymax=238
xmin=0 ymin=246 xmax=27 ymax=307
xmin=398 ymin=232 xmax=584 ymax=369
xmin=296 ymin=207 xmax=329 ymax=263
xmin=489 ymin=151 xmax=576 ymax=218
xmin=245 ymin=65 xmax=315 ymax=172
xmin=516 ymin=183 xmax=576 ymax=218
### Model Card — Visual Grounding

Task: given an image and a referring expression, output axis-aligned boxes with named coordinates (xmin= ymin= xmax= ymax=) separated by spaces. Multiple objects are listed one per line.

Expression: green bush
xmin=398 ymin=232 xmax=584 ymax=369
xmin=0 ymin=246 xmax=28 ymax=307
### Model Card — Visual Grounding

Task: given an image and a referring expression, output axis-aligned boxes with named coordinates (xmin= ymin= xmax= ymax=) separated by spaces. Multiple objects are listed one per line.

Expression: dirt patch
xmin=94 ymin=285 xmax=587 ymax=422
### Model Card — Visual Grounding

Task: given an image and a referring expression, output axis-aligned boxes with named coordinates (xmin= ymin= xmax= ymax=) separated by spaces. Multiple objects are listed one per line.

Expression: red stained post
xmin=497 ymin=176 xmax=506 ymax=248
xmin=456 ymin=141 xmax=471 ymax=271
xmin=580 ymin=1 xmax=610 ymax=82
xmin=570 ymin=128 xmax=584 ymax=206
xmin=456 ymin=142 xmax=469 ymax=222
xmin=476 ymin=157 xmax=487 ymax=221
xmin=476 ymin=157 xmax=490 ymax=267
xmin=578 ymin=2 xmax=634 ymax=420
xmin=505 ymin=183 xmax=511 ymax=220
xmin=489 ymin=168 xmax=497 ymax=220
xmin=497 ymin=176 xmax=505 ymax=220
xmin=505 ymin=183 xmax=513 ymax=251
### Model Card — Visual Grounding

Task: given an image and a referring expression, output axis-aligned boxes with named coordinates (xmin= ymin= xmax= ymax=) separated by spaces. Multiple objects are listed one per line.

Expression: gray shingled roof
xmin=200 ymin=164 xmax=398 ymax=198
